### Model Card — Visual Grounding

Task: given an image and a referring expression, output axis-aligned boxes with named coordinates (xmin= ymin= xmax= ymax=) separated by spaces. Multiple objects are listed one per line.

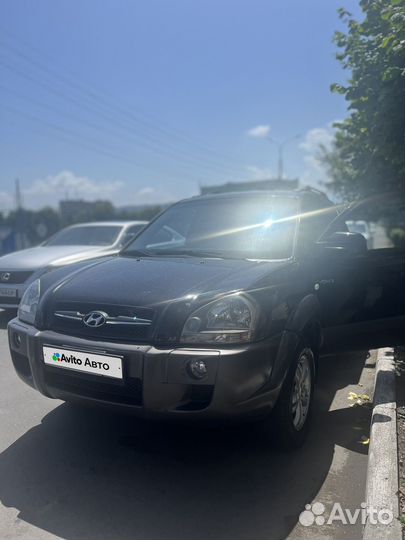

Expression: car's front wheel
xmin=271 ymin=343 xmax=315 ymax=450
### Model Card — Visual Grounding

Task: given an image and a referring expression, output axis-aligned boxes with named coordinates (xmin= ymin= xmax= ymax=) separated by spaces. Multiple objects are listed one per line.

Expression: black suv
xmin=8 ymin=189 xmax=404 ymax=448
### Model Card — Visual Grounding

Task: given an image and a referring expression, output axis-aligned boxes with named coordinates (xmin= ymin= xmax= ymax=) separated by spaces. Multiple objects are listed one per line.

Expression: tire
xmin=271 ymin=342 xmax=316 ymax=450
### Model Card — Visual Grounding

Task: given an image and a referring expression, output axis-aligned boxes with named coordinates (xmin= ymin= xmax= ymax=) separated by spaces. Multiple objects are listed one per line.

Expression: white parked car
xmin=0 ymin=221 xmax=147 ymax=310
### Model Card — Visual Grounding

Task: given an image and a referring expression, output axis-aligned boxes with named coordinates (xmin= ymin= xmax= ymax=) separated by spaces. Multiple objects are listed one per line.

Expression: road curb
xmin=364 ymin=347 xmax=402 ymax=540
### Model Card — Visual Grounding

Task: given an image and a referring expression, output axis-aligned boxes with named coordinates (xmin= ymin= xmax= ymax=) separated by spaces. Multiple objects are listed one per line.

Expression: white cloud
xmin=0 ymin=172 xmax=181 ymax=211
xmin=24 ymin=170 xmax=124 ymax=200
xmin=299 ymin=127 xmax=334 ymax=154
xmin=299 ymin=126 xmax=334 ymax=189
xmin=138 ymin=187 xmax=155 ymax=196
xmin=247 ymin=125 xmax=271 ymax=138
xmin=132 ymin=185 xmax=175 ymax=205
xmin=245 ymin=165 xmax=273 ymax=180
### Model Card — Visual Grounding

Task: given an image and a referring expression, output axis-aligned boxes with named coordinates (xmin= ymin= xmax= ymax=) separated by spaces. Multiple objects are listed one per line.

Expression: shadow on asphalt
xmin=0 ymin=351 xmax=371 ymax=540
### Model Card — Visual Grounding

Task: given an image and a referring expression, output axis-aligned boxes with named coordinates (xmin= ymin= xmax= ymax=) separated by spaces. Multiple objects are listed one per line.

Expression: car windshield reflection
xmin=44 ymin=225 xmax=123 ymax=247
xmin=124 ymin=195 xmax=299 ymax=260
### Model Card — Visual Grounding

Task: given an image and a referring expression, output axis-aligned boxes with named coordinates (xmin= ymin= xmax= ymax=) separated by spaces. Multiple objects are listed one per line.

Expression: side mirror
xmin=316 ymin=232 xmax=367 ymax=256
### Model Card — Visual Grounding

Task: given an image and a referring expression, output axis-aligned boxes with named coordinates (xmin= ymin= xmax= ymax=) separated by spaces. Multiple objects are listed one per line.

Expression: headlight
xmin=18 ymin=279 xmax=41 ymax=325
xmin=180 ymin=294 xmax=259 ymax=344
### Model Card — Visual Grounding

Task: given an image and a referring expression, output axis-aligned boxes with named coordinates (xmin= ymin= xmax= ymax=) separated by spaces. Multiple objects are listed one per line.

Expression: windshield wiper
xmin=122 ymin=248 xmax=258 ymax=259
xmin=141 ymin=249 xmax=226 ymax=258
xmin=121 ymin=249 xmax=153 ymax=257
xmin=137 ymin=249 xmax=226 ymax=259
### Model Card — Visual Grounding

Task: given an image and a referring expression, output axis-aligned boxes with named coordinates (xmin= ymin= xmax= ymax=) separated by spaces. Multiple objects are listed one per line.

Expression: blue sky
xmin=0 ymin=0 xmax=361 ymax=210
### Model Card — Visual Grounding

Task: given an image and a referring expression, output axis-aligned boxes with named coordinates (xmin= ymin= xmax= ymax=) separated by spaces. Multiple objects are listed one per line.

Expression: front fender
xmin=285 ymin=294 xmax=321 ymax=337
xmin=269 ymin=294 xmax=321 ymax=388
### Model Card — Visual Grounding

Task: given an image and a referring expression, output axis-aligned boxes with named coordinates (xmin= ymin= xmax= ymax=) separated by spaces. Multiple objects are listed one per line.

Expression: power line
xmin=4 ymin=122 xmax=199 ymax=206
xmin=1 ymin=104 xmax=193 ymax=181
xmin=0 ymin=26 xmax=240 ymax=164
xmin=0 ymin=56 xmax=246 ymax=181
xmin=1 ymin=104 xmax=238 ymax=187
xmin=0 ymin=83 xmax=245 ymax=180
xmin=0 ymin=33 xmax=245 ymax=177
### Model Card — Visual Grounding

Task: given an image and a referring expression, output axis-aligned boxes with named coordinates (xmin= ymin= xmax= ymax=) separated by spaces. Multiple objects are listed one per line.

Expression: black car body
xmin=8 ymin=189 xmax=405 ymax=447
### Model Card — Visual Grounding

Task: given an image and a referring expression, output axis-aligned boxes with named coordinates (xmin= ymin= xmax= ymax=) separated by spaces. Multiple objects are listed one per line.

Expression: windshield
xmin=44 ymin=225 xmax=123 ymax=246
xmin=124 ymin=196 xmax=298 ymax=259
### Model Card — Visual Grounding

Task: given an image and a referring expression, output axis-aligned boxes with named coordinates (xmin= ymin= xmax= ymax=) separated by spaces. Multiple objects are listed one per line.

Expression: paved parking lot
xmin=0 ymin=310 xmax=375 ymax=540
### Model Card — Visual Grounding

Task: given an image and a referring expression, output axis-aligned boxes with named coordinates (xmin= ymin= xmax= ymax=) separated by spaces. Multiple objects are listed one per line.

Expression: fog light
xmin=188 ymin=358 xmax=207 ymax=379
xmin=13 ymin=333 xmax=22 ymax=348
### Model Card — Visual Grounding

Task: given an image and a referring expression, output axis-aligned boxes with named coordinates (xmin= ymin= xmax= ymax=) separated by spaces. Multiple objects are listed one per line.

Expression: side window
xmin=146 ymin=225 xmax=185 ymax=249
xmin=119 ymin=224 xmax=146 ymax=247
xmin=326 ymin=194 xmax=405 ymax=251
xmin=298 ymin=195 xmax=338 ymax=250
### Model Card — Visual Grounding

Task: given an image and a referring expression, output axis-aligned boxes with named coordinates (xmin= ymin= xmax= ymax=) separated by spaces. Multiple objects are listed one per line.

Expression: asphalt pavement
xmin=0 ymin=310 xmax=375 ymax=540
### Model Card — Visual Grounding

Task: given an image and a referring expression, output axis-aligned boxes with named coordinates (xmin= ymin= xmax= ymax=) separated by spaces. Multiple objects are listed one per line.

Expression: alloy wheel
xmin=291 ymin=350 xmax=312 ymax=431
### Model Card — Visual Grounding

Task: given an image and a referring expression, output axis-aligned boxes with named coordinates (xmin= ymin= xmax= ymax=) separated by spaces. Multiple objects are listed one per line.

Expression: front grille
xmin=44 ymin=367 xmax=143 ymax=406
xmin=49 ymin=302 xmax=155 ymax=342
xmin=0 ymin=271 xmax=33 ymax=284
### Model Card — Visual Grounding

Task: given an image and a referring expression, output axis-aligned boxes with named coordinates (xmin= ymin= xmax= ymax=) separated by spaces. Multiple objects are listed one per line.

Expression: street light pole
xmin=267 ymin=134 xmax=301 ymax=180
xmin=277 ymin=144 xmax=283 ymax=180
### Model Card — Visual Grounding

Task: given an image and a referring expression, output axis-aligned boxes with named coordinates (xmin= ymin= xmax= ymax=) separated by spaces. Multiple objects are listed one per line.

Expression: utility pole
xmin=14 ymin=178 xmax=27 ymax=250
xmin=267 ymin=134 xmax=301 ymax=180
xmin=277 ymin=145 xmax=283 ymax=180
xmin=15 ymin=178 xmax=23 ymax=210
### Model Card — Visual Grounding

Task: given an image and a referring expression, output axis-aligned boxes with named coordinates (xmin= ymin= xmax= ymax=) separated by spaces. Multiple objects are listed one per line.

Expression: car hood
xmin=0 ymin=245 xmax=114 ymax=270
xmin=47 ymin=254 xmax=292 ymax=308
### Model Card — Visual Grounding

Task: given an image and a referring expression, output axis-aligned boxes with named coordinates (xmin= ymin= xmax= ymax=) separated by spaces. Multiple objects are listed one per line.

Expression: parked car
xmin=0 ymin=221 xmax=147 ymax=310
xmin=7 ymin=190 xmax=404 ymax=448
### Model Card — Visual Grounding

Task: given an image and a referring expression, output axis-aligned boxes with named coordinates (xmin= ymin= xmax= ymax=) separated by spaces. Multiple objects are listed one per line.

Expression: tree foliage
xmin=321 ymin=0 xmax=405 ymax=201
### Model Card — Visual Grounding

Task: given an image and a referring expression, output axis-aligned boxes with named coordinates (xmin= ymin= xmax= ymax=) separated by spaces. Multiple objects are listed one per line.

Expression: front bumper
xmin=0 ymin=283 xmax=27 ymax=309
xmin=8 ymin=318 xmax=283 ymax=421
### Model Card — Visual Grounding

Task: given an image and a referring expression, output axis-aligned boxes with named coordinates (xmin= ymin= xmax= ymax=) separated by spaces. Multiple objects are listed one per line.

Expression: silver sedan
xmin=0 ymin=220 xmax=147 ymax=310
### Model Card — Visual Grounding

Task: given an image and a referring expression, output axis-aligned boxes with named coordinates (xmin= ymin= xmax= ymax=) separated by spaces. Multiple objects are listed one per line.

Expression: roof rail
xmin=297 ymin=186 xmax=331 ymax=199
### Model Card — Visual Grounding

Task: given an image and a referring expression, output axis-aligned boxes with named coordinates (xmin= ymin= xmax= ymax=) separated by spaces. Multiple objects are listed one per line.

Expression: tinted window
xmin=324 ymin=194 xmax=404 ymax=251
xmin=124 ymin=196 xmax=299 ymax=260
xmin=297 ymin=195 xmax=337 ymax=250
xmin=118 ymin=224 xmax=146 ymax=247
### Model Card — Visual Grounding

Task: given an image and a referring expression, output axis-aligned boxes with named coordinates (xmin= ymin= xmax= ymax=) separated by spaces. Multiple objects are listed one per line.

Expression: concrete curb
xmin=364 ymin=348 xmax=402 ymax=540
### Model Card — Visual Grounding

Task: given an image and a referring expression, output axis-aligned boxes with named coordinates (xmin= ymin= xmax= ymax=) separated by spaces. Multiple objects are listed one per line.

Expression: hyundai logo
xmin=1 ymin=272 xmax=11 ymax=282
xmin=82 ymin=311 xmax=108 ymax=328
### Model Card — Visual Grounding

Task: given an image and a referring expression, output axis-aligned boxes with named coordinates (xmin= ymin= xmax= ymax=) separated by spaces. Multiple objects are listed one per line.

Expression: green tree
xmin=321 ymin=0 xmax=405 ymax=201
xmin=120 ymin=205 xmax=165 ymax=221
xmin=60 ymin=200 xmax=116 ymax=226
xmin=7 ymin=207 xmax=61 ymax=245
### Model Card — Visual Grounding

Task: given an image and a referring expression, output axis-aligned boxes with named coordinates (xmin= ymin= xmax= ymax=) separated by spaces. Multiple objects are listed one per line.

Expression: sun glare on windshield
xmin=124 ymin=195 xmax=298 ymax=260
